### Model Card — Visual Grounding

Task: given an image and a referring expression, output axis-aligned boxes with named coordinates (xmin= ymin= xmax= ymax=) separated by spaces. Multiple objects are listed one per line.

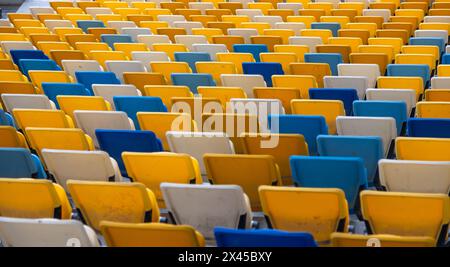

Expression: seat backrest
xmin=323 ymin=75 xmax=368 ymax=99
xmin=330 ymin=232 xmax=435 ymax=247
xmin=0 ymin=41 xmax=35 ymax=55
xmin=379 ymin=159 xmax=450 ymax=195
xmin=233 ymin=44 xmax=269 ymax=61
xmin=174 ymin=52 xmax=211 ymax=72
xmin=431 ymin=77 xmax=450 ymax=89
xmin=95 ymin=129 xmax=163 ymax=176
xmin=337 ymin=63 xmax=380 ymax=88
xmin=61 ymin=60 xmax=103 ymax=79
xmin=67 ymin=180 xmax=160 ymax=231
xmin=407 ymin=118 xmax=450 ymax=138
xmin=92 ymin=84 xmax=140 ymax=110
xmin=361 ymin=191 xmax=450 ymax=246
xmin=171 ymin=73 xmax=216 ymax=94
xmin=0 ymin=147 xmax=42 ymax=178
xmin=366 ymin=89 xmax=416 ymax=116
xmin=221 ymin=74 xmax=266 ymax=98
xmin=10 ymin=49 xmax=48 ymax=66
xmin=416 ymin=102 xmax=450 ymax=119
xmin=75 ymin=71 xmax=121 ymax=94
xmin=396 ymin=137 xmax=450 ymax=161
xmin=113 ymin=96 xmax=167 ymax=129
xmin=105 ymin=61 xmax=146 ymax=83
xmin=309 ymin=88 xmax=359 ymax=116
xmin=259 ymin=186 xmax=349 ymax=244
xmin=0 ymin=217 xmax=99 ymax=247
xmin=132 ymin=51 xmax=170 ymax=68
xmin=290 ymin=155 xmax=367 ymax=211
xmin=304 ymin=52 xmax=343 ymax=75
xmin=1 ymin=94 xmax=53 ymax=113
xmin=12 ymin=109 xmax=73 ymax=130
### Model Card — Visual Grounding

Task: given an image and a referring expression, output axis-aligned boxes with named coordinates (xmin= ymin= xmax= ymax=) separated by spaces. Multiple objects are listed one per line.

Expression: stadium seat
xmin=57 ymin=95 xmax=111 ymax=120
xmin=12 ymin=109 xmax=74 ymax=130
xmin=18 ymin=59 xmax=61 ymax=78
xmin=330 ymin=232 xmax=435 ymax=247
xmin=171 ymin=73 xmax=216 ymax=94
xmin=304 ymin=53 xmax=343 ymax=75
xmin=0 ymin=126 xmax=28 ymax=148
xmin=396 ymin=137 xmax=450 ymax=161
xmin=75 ymin=71 xmax=121 ymax=94
xmin=0 ymin=147 xmax=46 ymax=178
xmin=387 ymin=64 xmax=431 ymax=87
xmin=233 ymin=44 xmax=269 ymax=61
xmin=105 ymin=61 xmax=146 ymax=83
xmin=113 ymin=96 xmax=167 ymax=129
xmin=196 ymin=61 xmax=237 ymax=86
xmin=407 ymin=118 xmax=450 ymax=138
xmin=42 ymin=83 xmax=91 ymax=109
xmin=309 ymin=88 xmax=358 ymax=115
xmin=10 ymin=49 xmax=48 ymax=66
xmin=1 ymin=94 xmax=55 ymax=113
xmin=416 ymin=102 xmax=450 ymax=119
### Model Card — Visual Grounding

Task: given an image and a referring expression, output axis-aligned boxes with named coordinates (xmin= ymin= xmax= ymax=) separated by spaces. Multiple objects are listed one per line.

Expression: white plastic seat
xmin=147 ymin=0 xmax=171 ymax=8
xmin=0 ymin=41 xmax=36 ymax=55
xmin=1 ymin=94 xmax=55 ymax=113
xmin=175 ymin=35 xmax=208 ymax=51
xmin=337 ymin=63 xmax=381 ymax=89
xmin=289 ymin=36 xmax=323 ymax=52
xmin=317 ymin=0 xmax=340 ymax=8
xmin=336 ymin=116 xmax=397 ymax=155
xmin=365 ymin=88 xmax=416 ymax=116
xmin=227 ymin=28 xmax=259 ymax=44
xmin=173 ymin=21 xmax=204 ymax=35
xmin=253 ymin=16 xmax=283 ymax=27
xmin=188 ymin=2 xmax=215 ymax=14
xmin=414 ymin=30 xmax=448 ymax=43
xmin=362 ymin=9 xmax=391 ymax=22
xmin=431 ymin=77 xmax=450 ymax=89
xmin=424 ymin=16 xmax=450 ymax=23
xmin=236 ymin=9 xmax=264 ymax=21
xmin=221 ymin=74 xmax=266 ymax=98
xmin=107 ymin=21 xmax=137 ymax=31
xmin=137 ymin=34 xmax=172 ymax=49
xmin=274 ymin=22 xmax=306 ymax=35
xmin=166 ymin=131 xmax=235 ymax=176
xmin=42 ymin=149 xmax=123 ymax=189
xmin=105 ymin=60 xmax=147 ymax=82
xmin=0 ymin=217 xmax=99 ymax=247
xmin=30 ymin=7 xmax=56 ymax=16
xmin=92 ymin=84 xmax=141 ymax=110
xmin=277 ymin=3 xmax=303 ymax=15
xmin=157 ymin=15 xmax=186 ymax=27
xmin=161 ymin=183 xmax=253 ymax=240
xmin=44 ymin=20 xmax=74 ymax=32
xmin=229 ymin=98 xmax=284 ymax=131
xmin=85 ymin=7 xmax=114 ymax=17
xmin=379 ymin=159 xmax=450 ymax=195
xmin=73 ymin=110 xmax=135 ymax=148
xmin=323 ymin=76 xmax=369 ymax=99
xmin=191 ymin=44 xmax=228 ymax=60
xmin=345 ymin=0 xmax=370 ymax=9
xmin=119 ymin=27 xmax=152 ymax=42
xmin=62 ymin=60 xmax=103 ymax=79
xmin=131 ymin=51 xmax=170 ymax=69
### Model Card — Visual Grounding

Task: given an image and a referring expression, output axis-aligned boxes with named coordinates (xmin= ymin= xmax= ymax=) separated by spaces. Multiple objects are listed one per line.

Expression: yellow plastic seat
xmin=429 ymin=8 xmax=450 ymax=16
xmin=395 ymin=9 xmax=425 ymax=22
xmin=0 ymin=82 xmax=37 ymax=102
xmin=126 ymin=15 xmax=154 ymax=26
xmin=330 ymin=233 xmax=436 ymax=247
xmin=395 ymin=54 xmax=436 ymax=73
xmin=92 ymin=14 xmax=124 ymax=25
xmin=172 ymin=9 xmax=201 ymax=20
xmin=338 ymin=2 xmax=365 ymax=16
xmin=402 ymin=46 xmax=440 ymax=63
xmin=206 ymin=22 xmax=235 ymax=35
xmin=90 ymin=51 xmax=128 ymax=68
xmin=65 ymin=34 xmax=97 ymax=47
xmin=272 ymin=74 xmax=318 ymax=98
xmin=346 ymin=22 xmax=378 ymax=37
xmin=156 ymin=28 xmax=187 ymax=43
xmin=100 ymin=222 xmax=205 ymax=247
xmin=289 ymin=63 xmax=328 ymax=87
xmin=49 ymin=1 xmax=74 ymax=10
xmin=87 ymin=28 xmax=118 ymax=41
xmin=54 ymin=27 xmax=84 ymax=41
xmin=150 ymin=62 xmax=192 ymax=84
xmin=12 ymin=109 xmax=74 ymax=131
xmin=204 ymin=154 xmax=282 ymax=211
xmin=122 ymin=152 xmax=202 ymax=208
xmin=196 ymin=62 xmax=237 ymax=86
xmin=152 ymin=43 xmax=188 ymax=60
xmin=320 ymin=16 xmax=350 ymax=28
xmin=263 ymin=29 xmax=295 ymax=44
xmin=12 ymin=19 xmax=43 ymax=29
xmin=354 ymin=16 xmax=384 ymax=29
xmin=123 ymin=73 xmax=167 ymax=93
xmin=137 ymin=112 xmax=196 ymax=150
xmin=396 ymin=137 xmax=450 ymax=161
xmin=316 ymin=44 xmax=352 ymax=63
xmin=115 ymin=8 xmax=141 ymax=19
xmin=144 ymin=85 xmax=193 ymax=110
xmin=267 ymin=9 xmax=295 ymax=21
xmin=400 ymin=2 xmax=428 ymax=13
xmin=242 ymin=133 xmax=309 ymax=185
xmin=50 ymin=50 xmax=85 ymax=66
xmin=20 ymin=27 xmax=51 ymax=39
xmin=0 ymin=126 xmax=29 ymax=148
xmin=286 ymin=16 xmax=316 ymax=28
xmin=56 ymin=7 xmax=85 ymax=17
xmin=260 ymin=52 xmax=298 ymax=74
xmin=330 ymin=9 xmax=358 ymax=22
xmin=190 ymin=15 xmax=218 ymax=27
xmin=338 ymin=29 xmax=370 ymax=44
xmin=425 ymin=90 xmax=450 ymax=102
xmin=222 ymin=15 xmax=250 ymax=27
xmin=7 ymin=13 xmax=34 ymax=22
xmin=273 ymin=45 xmax=309 ymax=62
xmin=216 ymin=52 xmax=254 ymax=74
xmin=37 ymin=41 xmax=72 ymax=56
xmin=389 ymin=16 xmax=418 ymax=31
xmin=241 ymin=22 xmax=271 ymax=35
xmin=349 ymin=53 xmax=390 ymax=75
xmin=0 ymin=178 xmax=72 ymax=219
xmin=253 ymin=87 xmax=301 ymax=114
xmin=416 ymin=102 xmax=450 ymax=119
xmin=218 ymin=2 xmax=244 ymax=14
xmin=375 ymin=29 xmax=409 ymax=45
xmin=113 ymin=43 xmax=149 ymax=59
xmin=250 ymin=35 xmax=283 ymax=52
xmin=377 ymin=77 xmax=424 ymax=100
xmin=0 ymin=70 xmax=28 ymax=83
xmin=131 ymin=2 xmax=157 ymax=12
xmin=0 ymin=33 xmax=27 ymax=42
xmin=25 ymin=127 xmax=94 ymax=160
xmin=65 ymin=14 xmax=94 ymax=24
xmin=300 ymin=29 xmax=333 ymax=43
xmin=247 ymin=2 xmax=274 ymax=15
xmin=367 ymin=37 xmax=403 ymax=55
xmin=144 ymin=8 xmax=172 ymax=21
xmin=75 ymin=42 xmax=112 ymax=58
xmin=357 ymin=45 xmax=395 ymax=63
xmin=57 ymin=95 xmax=112 ymax=121
xmin=306 ymin=2 xmax=333 ymax=16
xmin=328 ymin=37 xmax=363 ymax=53
xmin=29 ymin=71 xmax=72 ymax=92
xmin=77 ymin=1 xmax=100 ymax=11
xmin=160 ymin=2 xmax=187 ymax=14
xmin=211 ymin=36 xmax=245 ymax=52
xmin=382 ymin=22 xmax=413 ymax=38
xmin=291 ymin=99 xmax=345 ymax=134
xmin=67 ymin=181 xmax=160 ymax=231
xmin=298 ymin=9 xmax=326 ymax=21
xmin=259 ymin=186 xmax=349 ymax=245
xmin=197 ymin=86 xmax=247 ymax=108
xmin=361 ymin=190 xmax=450 ymax=245
xmin=0 ymin=59 xmax=16 ymax=70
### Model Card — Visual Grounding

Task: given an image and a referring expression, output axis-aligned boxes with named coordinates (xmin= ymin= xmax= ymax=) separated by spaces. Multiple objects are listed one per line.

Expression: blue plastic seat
xmin=113 ymin=96 xmax=167 ymax=129
xmin=77 ymin=20 xmax=105 ymax=33
xmin=95 ymin=129 xmax=163 ymax=176
xmin=442 ymin=53 xmax=450 ymax=64
xmin=242 ymin=62 xmax=284 ymax=86
xmin=171 ymin=73 xmax=216 ymax=94
xmin=42 ymin=83 xmax=92 ymax=108
xmin=0 ymin=148 xmax=46 ymax=179
xmin=317 ymin=135 xmax=384 ymax=186
xmin=100 ymin=34 xmax=133 ymax=49
xmin=407 ymin=118 xmax=450 ymax=138
xmin=269 ymin=114 xmax=328 ymax=155
xmin=409 ymin=37 xmax=446 ymax=56
xmin=75 ymin=71 xmax=121 ymax=94
xmin=309 ymin=88 xmax=358 ymax=115
xmin=304 ymin=53 xmax=342 ymax=75
xmin=214 ymin=227 xmax=317 ymax=247
xmin=0 ymin=110 xmax=14 ymax=127
xmin=290 ymin=155 xmax=368 ymax=213
xmin=174 ymin=52 xmax=211 ymax=72
xmin=353 ymin=100 xmax=408 ymax=135
xmin=311 ymin=22 xmax=340 ymax=37
xmin=386 ymin=64 xmax=430 ymax=87
xmin=10 ymin=50 xmax=49 ymax=66
xmin=18 ymin=59 xmax=61 ymax=78
xmin=232 ymin=44 xmax=268 ymax=62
